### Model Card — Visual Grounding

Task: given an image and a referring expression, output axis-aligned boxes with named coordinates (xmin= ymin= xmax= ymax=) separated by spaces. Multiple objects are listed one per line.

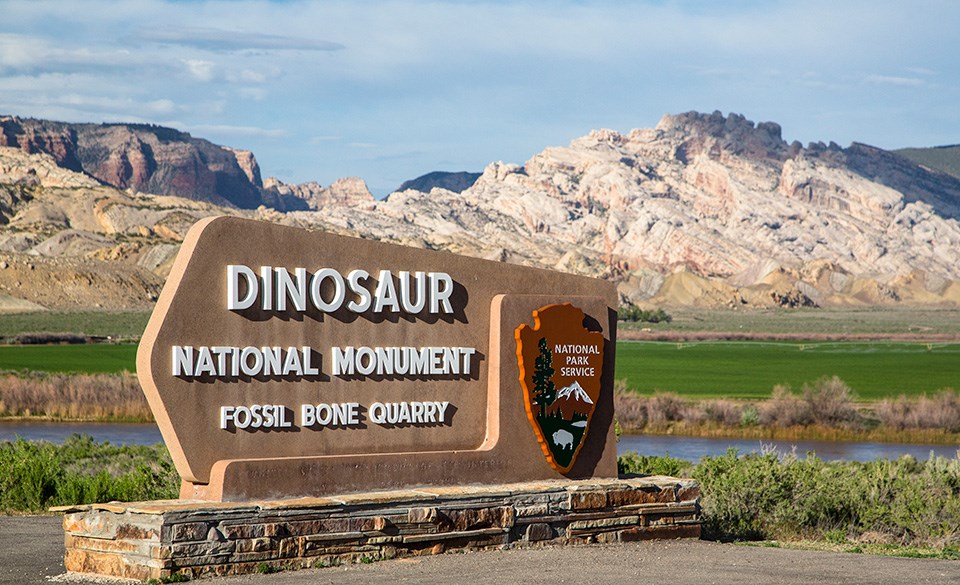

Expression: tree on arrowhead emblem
xmin=532 ymin=337 xmax=556 ymax=416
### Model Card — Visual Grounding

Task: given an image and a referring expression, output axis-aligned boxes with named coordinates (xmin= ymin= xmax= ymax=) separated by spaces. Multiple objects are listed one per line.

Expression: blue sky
xmin=1 ymin=0 xmax=958 ymax=196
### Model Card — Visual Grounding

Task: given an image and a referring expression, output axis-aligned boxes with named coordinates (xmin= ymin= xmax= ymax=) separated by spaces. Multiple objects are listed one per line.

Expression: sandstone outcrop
xmin=303 ymin=111 xmax=960 ymax=308
xmin=262 ymin=176 xmax=375 ymax=211
xmin=2 ymin=111 xmax=960 ymax=311
xmin=0 ymin=116 xmax=264 ymax=208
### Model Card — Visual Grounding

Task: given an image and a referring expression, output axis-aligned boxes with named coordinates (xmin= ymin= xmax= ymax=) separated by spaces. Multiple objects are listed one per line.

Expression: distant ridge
xmin=895 ymin=145 xmax=960 ymax=181
xmin=396 ymin=171 xmax=481 ymax=194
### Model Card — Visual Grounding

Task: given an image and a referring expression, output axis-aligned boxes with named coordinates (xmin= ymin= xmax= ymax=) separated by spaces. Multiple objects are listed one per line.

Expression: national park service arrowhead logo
xmin=515 ymin=303 xmax=604 ymax=474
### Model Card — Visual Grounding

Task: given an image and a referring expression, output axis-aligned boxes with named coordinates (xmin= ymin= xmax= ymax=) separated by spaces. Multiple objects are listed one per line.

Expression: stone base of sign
xmin=54 ymin=476 xmax=700 ymax=581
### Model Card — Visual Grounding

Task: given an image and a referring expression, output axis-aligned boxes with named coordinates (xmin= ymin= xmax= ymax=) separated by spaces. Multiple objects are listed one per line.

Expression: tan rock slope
xmin=2 ymin=111 xmax=959 ymax=311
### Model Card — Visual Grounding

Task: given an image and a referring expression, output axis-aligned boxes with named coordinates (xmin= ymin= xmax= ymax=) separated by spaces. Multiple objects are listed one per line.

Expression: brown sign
xmin=137 ymin=217 xmax=618 ymax=501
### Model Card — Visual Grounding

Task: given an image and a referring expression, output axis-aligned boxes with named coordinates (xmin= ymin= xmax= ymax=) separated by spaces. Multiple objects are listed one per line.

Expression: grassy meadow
xmin=0 ymin=344 xmax=137 ymax=374
xmin=616 ymin=340 xmax=960 ymax=400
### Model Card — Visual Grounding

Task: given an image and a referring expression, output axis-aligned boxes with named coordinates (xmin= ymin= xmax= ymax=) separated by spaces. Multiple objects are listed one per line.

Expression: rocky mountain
xmin=0 ymin=116 xmax=267 ymax=208
xmin=2 ymin=110 xmax=960 ymax=311
xmin=0 ymin=115 xmax=380 ymax=214
xmin=261 ymin=176 xmax=375 ymax=211
xmin=395 ymin=171 xmax=481 ymax=194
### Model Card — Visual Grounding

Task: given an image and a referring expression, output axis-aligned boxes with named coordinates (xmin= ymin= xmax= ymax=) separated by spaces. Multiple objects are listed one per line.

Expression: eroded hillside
xmin=2 ymin=111 xmax=959 ymax=311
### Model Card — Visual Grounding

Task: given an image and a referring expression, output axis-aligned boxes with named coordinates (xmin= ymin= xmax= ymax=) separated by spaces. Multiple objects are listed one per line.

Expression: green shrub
xmin=690 ymin=450 xmax=960 ymax=548
xmin=617 ymin=452 xmax=690 ymax=477
xmin=739 ymin=404 xmax=759 ymax=427
xmin=617 ymin=306 xmax=672 ymax=323
xmin=0 ymin=435 xmax=179 ymax=512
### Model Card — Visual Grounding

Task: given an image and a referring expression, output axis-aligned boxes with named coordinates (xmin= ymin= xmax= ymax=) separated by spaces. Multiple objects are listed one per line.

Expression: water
xmin=0 ymin=421 xmax=163 ymax=445
xmin=617 ymin=433 xmax=960 ymax=462
xmin=1 ymin=421 xmax=958 ymax=462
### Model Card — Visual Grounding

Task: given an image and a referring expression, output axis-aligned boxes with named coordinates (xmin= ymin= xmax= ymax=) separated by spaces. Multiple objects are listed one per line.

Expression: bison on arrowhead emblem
xmin=515 ymin=303 xmax=605 ymax=474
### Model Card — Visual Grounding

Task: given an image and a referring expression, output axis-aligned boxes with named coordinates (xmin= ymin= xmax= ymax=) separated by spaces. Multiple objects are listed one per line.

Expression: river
xmin=1 ymin=421 xmax=958 ymax=462
xmin=616 ymin=433 xmax=959 ymax=462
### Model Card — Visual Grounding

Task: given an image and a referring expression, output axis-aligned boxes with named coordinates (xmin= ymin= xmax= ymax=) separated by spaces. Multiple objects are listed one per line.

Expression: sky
xmin=1 ymin=0 xmax=958 ymax=197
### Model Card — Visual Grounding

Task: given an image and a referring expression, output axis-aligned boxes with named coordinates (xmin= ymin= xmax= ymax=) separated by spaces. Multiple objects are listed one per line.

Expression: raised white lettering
xmin=332 ymin=346 xmax=354 ymax=376
xmin=346 ymin=269 xmax=372 ymax=312
xmin=301 ymin=403 xmax=360 ymax=427
xmin=399 ymin=271 xmax=426 ymax=313
xmin=311 ymin=268 xmax=345 ymax=312
xmin=225 ymin=265 xmax=458 ymax=316
xmin=227 ymin=265 xmax=257 ymax=310
xmin=275 ymin=267 xmax=307 ymax=312
xmin=172 ymin=345 xmax=193 ymax=376
xmin=373 ymin=270 xmax=400 ymax=313
xmin=428 ymin=272 xmax=453 ymax=314
xmin=329 ymin=346 xmax=477 ymax=379
xmin=195 ymin=346 xmax=215 ymax=376
xmin=303 ymin=347 xmax=320 ymax=375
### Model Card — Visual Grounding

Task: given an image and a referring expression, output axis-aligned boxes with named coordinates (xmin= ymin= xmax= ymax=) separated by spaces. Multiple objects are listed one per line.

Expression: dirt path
xmin=2 ymin=516 xmax=958 ymax=585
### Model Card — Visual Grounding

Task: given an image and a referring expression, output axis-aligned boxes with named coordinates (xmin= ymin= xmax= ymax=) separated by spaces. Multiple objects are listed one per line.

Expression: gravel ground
xmin=2 ymin=516 xmax=958 ymax=585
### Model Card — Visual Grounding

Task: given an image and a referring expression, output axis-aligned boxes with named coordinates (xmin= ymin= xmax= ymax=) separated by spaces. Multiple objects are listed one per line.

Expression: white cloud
xmin=865 ymin=74 xmax=926 ymax=87
xmin=184 ymin=59 xmax=216 ymax=82
xmin=237 ymin=87 xmax=268 ymax=101
xmin=189 ymin=124 xmax=287 ymax=139
xmin=133 ymin=26 xmax=343 ymax=53
xmin=147 ymin=99 xmax=176 ymax=115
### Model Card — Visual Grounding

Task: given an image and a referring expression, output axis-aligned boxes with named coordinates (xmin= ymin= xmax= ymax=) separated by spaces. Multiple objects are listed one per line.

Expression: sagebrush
xmin=621 ymin=450 xmax=960 ymax=551
xmin=0 ymin=435 xmax=179 ymax=512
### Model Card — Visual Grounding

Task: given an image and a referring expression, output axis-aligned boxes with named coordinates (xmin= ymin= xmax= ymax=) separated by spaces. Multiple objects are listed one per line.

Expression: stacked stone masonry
xmin=55 ymin=476 xmax=700 ymax=581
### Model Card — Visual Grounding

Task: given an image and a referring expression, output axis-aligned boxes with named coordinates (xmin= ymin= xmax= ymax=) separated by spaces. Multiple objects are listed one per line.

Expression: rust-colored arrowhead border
xmin=516 ymin=303 xmax=605 ymax=474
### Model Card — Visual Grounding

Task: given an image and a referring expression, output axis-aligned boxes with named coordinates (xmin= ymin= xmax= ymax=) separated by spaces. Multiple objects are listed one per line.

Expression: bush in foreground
xmin=624 ymin=449 xmax=960 ymax=550
xmin=0 ymin=435 xmax=179 ymax=512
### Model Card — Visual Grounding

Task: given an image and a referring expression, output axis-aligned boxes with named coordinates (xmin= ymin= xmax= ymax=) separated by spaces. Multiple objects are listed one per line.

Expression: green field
xmin=0 ymin=344 xmax=137 ymax=374
xmin=616 ymin=340 xmax=960 ymax=400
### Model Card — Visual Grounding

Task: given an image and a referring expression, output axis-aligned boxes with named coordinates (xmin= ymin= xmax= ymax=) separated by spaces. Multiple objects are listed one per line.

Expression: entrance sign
xmin=138 ymin=217 xmax=618 ymax=501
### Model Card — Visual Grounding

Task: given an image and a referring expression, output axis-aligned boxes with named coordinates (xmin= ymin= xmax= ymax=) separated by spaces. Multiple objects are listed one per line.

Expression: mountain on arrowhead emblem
xmin=556 ymin=380 xmax=593 ymax=404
